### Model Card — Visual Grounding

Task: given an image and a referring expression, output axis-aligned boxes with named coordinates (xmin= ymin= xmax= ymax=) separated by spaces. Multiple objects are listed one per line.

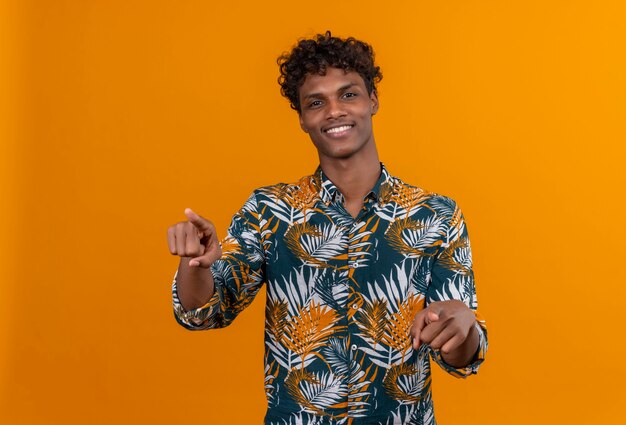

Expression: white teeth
xmin=326 ymin=125 xmax=352 ymax=134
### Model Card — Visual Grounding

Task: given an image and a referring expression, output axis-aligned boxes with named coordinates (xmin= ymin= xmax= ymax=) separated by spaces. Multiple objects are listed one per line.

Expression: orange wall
xmin=2 ymin=1 xmax=625 ymax=423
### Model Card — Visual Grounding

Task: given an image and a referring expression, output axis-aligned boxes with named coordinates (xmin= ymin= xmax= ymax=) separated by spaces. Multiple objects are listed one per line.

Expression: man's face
xmin=298 ymin=67 xmax=379 ymax=161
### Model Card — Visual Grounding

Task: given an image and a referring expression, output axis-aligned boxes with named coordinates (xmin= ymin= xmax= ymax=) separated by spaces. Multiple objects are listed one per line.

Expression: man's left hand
xmin=410 ymin=300 xmax=479 ymax=368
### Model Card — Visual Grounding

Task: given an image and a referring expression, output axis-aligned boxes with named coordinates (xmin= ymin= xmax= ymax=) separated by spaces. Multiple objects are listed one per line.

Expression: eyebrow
xmin=302 ymin=82 xmax=359 ymax=100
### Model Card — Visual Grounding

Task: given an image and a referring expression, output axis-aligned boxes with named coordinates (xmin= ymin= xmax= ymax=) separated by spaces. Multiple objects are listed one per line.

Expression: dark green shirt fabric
xmin=173 ymin=164 xmax=487 ymax=425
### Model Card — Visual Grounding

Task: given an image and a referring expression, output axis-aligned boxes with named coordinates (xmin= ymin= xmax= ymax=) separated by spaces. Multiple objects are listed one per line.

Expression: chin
xmin=325 ymin=150 xmax=360 ymax=160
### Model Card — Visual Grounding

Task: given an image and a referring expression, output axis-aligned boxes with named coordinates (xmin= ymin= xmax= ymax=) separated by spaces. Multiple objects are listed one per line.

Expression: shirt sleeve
xmin=425 ymin=198 xmax=488 ymax=377
xmin=173 ymin=192 xmax=266 ymax=330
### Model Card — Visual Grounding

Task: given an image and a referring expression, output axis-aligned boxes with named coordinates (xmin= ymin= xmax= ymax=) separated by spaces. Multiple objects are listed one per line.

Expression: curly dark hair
xmin=277 ymin=31 xmax=383 ymax=113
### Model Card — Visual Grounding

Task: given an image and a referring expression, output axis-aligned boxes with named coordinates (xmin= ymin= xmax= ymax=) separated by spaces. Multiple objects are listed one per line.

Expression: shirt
xmin=173 ymin=164 xmax=487 ymax=425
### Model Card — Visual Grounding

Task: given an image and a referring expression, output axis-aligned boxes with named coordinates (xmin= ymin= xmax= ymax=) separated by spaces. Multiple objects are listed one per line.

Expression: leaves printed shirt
xmin=173 ymin=164 xmax=487 ymax=425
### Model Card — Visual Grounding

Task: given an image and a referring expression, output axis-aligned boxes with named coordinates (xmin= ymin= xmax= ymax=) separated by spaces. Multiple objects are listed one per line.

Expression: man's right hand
xmin=167 ymin=208 xmax=222 ymax=268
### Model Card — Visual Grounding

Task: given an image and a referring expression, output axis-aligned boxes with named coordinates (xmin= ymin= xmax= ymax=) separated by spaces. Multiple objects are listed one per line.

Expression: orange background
xmin=2 ymin=1 xmax=625 ymax=423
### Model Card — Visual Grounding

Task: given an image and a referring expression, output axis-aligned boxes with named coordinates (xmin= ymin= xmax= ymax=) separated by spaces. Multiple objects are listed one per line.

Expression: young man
xmin=167 ymin=32 xmax=487 ymax=425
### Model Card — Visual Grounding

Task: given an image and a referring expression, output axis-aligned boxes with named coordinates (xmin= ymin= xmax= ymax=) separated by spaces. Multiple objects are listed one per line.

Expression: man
xmin=167 ymin=32 xmax=487 ymax=425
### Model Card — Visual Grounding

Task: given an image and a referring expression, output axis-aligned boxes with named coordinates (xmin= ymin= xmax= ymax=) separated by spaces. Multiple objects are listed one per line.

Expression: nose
xmin=326 ymin=99 xmax=347 ymax=120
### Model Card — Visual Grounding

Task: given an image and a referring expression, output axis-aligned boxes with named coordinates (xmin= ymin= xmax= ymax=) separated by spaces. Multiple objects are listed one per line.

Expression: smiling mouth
xmin=324 ymin=124 xmax=354 ymax=135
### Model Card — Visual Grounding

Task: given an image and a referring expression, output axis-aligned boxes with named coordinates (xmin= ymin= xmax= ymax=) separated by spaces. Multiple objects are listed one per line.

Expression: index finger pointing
xmin=184 ymin=208 xmax=199 ymax=222
xmin=184 ymin=208 xmax=212 ymax=232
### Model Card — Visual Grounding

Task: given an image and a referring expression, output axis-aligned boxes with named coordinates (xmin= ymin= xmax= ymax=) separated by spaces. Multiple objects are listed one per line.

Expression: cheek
xmin=358 ymin=113 xmax=374 ymax=130
xmin=300 ymin=116 xmax=317 ymax=133
xmin=308 ymin=133 xmax=324 ymax=148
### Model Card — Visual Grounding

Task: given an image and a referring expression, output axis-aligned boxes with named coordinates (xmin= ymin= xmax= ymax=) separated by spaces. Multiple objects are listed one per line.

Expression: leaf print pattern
xmin=281 ymin=302 xmax=343 ymax=362
xmin=382 ymin=362 xmax=430 ymax=403
xmin=286 ymin=222 xmax=348 ymax=267
xmin=266 ymin=299 xmax=289 ymax=343
xmin=355 ymin=299 xmax=388 ymax=346
xmin=436 ymin=237 xmax=472 ymax=276
xmin=313 ymin=271 xmax=349 ymax=312
xmin=173 ymin=164 xmax=487 ymax=425
xmin=285 ymin=369 xmax=348 ymax=416
xmin=265 ymin=360 xmax=281 ymax=408
xmin=380 ymin=293 xmax=424 ymax=358
xmin=385 ymin=217 xmax=442 ymax=258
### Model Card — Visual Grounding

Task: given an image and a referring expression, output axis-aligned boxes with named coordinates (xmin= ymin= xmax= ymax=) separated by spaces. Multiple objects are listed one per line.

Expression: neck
xmin=319 ymin=142 xmax=381 ymax=203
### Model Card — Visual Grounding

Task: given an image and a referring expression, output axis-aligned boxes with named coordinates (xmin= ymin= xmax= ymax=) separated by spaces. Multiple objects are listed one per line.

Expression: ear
xmin=370 ymin=91 xmax=379 ymax=115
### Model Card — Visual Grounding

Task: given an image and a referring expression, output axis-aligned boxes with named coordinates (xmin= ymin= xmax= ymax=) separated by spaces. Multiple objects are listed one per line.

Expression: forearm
xmin=176 ymin=258 xmax=215 ymax=311
xmin=441 ymin=322 xmax=480 ymax=368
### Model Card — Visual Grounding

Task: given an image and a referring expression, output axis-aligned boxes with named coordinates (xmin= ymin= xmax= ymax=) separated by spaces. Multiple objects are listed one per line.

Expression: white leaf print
xmin=299 ymin=371 xmax=347 ymax=412
xmin=268 ymin=268 xmax=319 ymax=316
xmin=299 ymin=223 xmax=348 ymax=263
xmin=401 ymin=216 xmax=444 ymax=254
xmin=375 ymin=202 xmax=408 ymax=222
xmin=260 ymin=197 xmax=305 ymax=225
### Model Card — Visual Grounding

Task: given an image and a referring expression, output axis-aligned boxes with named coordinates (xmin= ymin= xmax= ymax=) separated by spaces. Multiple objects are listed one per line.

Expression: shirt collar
xmin=313 ymin=163 xmax=395 ymax=205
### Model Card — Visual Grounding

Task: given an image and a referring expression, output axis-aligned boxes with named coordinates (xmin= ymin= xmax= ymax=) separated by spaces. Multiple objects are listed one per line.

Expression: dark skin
xmin=411 ymin=300 xmax=479 ymax=367
xmin=298 ymin=67 xmax=381 ymax=218
xmin=167 ymin=208 xmax=220 ymax=309
xmin=167 ymin=67 xmax=479 ymax=368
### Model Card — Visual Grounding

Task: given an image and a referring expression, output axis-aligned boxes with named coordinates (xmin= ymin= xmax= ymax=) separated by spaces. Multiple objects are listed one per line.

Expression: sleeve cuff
xmin=171 ymin=269 xmax=224 ymax=330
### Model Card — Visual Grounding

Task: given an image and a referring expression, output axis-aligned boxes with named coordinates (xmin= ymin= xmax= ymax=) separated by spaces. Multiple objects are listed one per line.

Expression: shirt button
xmin=352 ymin=303 xmax=359 ymax=310
xmin=351 ymin=344 xmax=358 ymax=351
xmin=351 ymin=261 xmax=359 ymax=268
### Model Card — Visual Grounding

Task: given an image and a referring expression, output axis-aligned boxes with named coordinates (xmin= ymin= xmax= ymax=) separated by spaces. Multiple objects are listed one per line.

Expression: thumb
xmin=189 ymin=243 xmax=222 ymax=268
xmin=188 ymin=256 xmax=212 ymax=268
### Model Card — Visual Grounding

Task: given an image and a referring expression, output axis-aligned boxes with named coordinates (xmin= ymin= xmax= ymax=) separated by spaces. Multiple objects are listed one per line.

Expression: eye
xmin=342 ymin=92 xmax=358 ymax=99
xmin=308 ymin=100 xmax=323 ymax=108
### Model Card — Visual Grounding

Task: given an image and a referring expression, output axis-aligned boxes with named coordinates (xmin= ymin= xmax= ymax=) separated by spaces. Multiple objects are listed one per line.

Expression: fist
xmin=167 ymin=208 xmax=222 ymax=268
xmin=410 ymin=300 xmax=476 ymax=354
